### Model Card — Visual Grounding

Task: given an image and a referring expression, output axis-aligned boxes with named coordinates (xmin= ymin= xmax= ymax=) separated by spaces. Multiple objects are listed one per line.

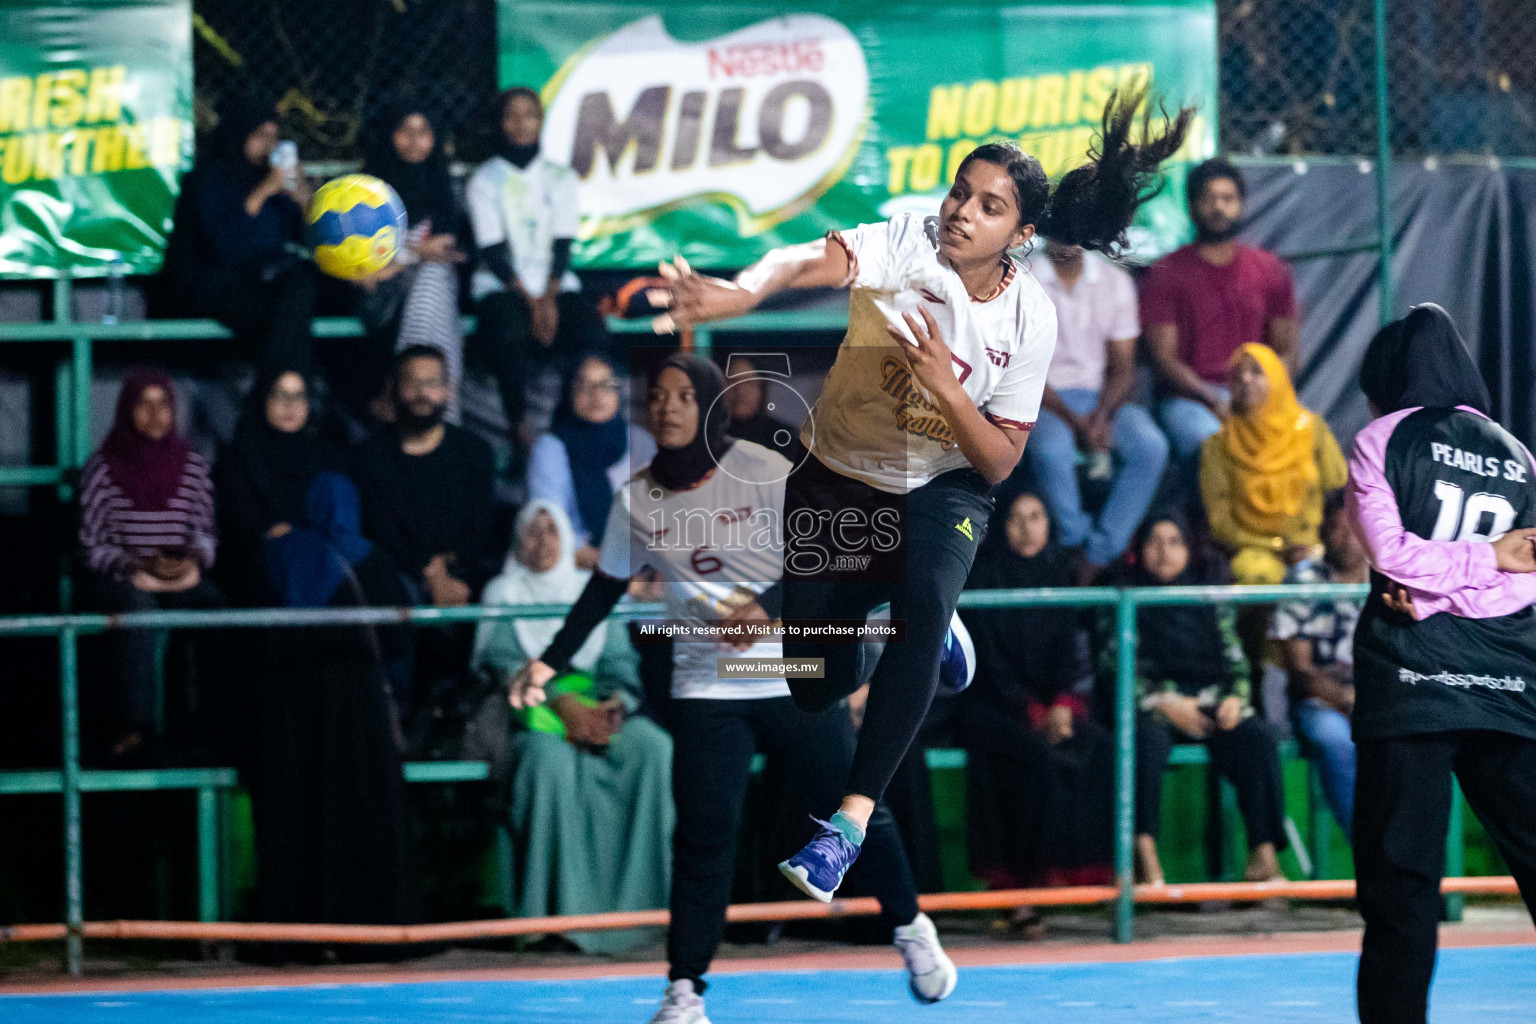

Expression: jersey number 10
xmin=1431 ymin=479 xmax=1518 ymax=541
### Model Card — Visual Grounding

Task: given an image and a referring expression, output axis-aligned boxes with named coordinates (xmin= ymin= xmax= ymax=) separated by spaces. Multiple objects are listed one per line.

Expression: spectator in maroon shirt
xmin=1141 ymin=158 xmax=1298 ymax=493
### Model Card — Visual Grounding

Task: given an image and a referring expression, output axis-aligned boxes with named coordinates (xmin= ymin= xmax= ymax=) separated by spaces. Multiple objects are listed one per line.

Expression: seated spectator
xmin=355 ymin=98 xmax=467 ymax=423
xmin=247 ymin=468 xmax=417 ymax=940
xmin=1270 ymin=492 xmax=1365 ymax=835
xmin=350 ymin=345 xmax=497 ymax=605
xmin=1026 ymin=238 xmax=1168 ymax=575
xmin=527 ymin=355 xmax=653 ymax=566
xmin=159 ymin=94 xmax=317 ymax=369
xmin=1099 ymin=512 xmax=1287 ymax=886
xmin=468 ymin=87 xmax=610 ymax=443
xmin=350 ymin=345 xmax=496 ymax=726
xmin=1142 ymin=158 xmax=1297 ymax=490
xmin=213 ymin=367 xmax=343 ymax=604
xmin=1200 ymin=343 xmax=1347 ymax=585
xmin=958 ymin=493 xmax=1112 ymax=934
xmin=80 ymin=369 xmax=224 ymax=759
xmin=722 ymin=356 xmax=796 ymax=459
xmin=471 ymin=500 xmax=672 ymax=952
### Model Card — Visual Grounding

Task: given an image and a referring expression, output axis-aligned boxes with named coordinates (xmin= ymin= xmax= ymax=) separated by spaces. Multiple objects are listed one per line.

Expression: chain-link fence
xmin=1220 ymin=0 xmax=1536 ymax=156
xmin=194 ymin=0 xmax=1536 ymax=160
xmin=191 ymin=0 xmax=500 ymax=162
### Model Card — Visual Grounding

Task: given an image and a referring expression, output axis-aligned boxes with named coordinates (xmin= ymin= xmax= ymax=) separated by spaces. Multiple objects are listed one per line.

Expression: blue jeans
xmin=1293 ymin=697 xmax=1356 ymax=834
xmin=1027 ymin=389 xmax=1170 ymax=567
xmin=1157 ymin=388 xmax=1227 ymax=500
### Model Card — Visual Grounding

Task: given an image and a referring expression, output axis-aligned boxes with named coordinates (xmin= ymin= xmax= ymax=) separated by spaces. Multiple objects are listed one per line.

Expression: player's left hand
xmin=510 ymin=658 xmax=556 ymax=709
xmin=1216 ymin=695 xmax=1244 ymax=731
xmin=719 ymin=599 xmax=772 ymax=652
xmin=1380 ymin=581 xmax=1419 ymax=619
xmin=888 ymin=307 xmax=960 ymax=400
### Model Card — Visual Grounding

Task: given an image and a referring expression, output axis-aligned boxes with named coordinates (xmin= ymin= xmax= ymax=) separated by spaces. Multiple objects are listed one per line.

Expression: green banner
xmin=498 ymin=0 xmax=1217 ymax=269
xmin=0 ymin=0 xmax=192 ymax=279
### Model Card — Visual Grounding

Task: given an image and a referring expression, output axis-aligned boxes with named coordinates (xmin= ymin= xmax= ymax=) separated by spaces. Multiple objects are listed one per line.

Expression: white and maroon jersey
xmin=807 ymin=213 xmax=1058 ymax=494
xmin=598 ymin=439 xmax=791 ymax=700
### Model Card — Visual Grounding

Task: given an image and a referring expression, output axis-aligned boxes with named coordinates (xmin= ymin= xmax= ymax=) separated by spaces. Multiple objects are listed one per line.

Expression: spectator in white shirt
xmin=467 ymin=87 xmax=611 ymax=445
xmin=1024 ymin=239 xmax=1168 ymax=574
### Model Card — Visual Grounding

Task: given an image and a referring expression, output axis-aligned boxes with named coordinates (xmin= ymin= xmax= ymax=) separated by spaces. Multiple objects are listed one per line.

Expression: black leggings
xmin=667 ymin=697 xmax=920 ymax=989
xmin=1135 ymin=712 xmax=1287 ymax=849
xmin=780 ymin=452 xmax=992 ymax=804
xmin=475 ymin=290 xmax=610 ymax=433
xmin=86 ymin=574 xmax=227 ymax=733
xmin=197 ymin=262 xmax=319 ymax=371
xmin=1355 ymin=731 xmax=1536 ymax=1024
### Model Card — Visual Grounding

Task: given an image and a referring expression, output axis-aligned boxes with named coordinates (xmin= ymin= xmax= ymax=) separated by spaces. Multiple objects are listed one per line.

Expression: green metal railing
xmin=0 ymin=581 xmax=1375 ymax=973
xmin=0 ymin=277 xmax=849 ymax=499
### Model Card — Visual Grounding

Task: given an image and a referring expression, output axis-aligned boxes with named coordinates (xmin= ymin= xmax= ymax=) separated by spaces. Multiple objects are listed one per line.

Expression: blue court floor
xmin=4 ymin=946 xmax=1535 ymax=1023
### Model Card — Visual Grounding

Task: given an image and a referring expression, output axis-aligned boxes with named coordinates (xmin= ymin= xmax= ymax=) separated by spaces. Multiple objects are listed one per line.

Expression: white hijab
xmin=474 ymin=500 xmax=605 ymax=672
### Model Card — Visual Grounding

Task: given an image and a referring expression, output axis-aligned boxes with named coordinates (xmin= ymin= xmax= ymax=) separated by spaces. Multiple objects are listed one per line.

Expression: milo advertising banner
xmin=0 ymin=0 xmax=193 ymax=278
xmin=497 ymin=0 xmax=1217 ymax=269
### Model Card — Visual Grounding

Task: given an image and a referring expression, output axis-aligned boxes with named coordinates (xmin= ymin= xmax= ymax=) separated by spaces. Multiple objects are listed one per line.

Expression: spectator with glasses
xmin=527 ymin=354 xmax=655 ymax=568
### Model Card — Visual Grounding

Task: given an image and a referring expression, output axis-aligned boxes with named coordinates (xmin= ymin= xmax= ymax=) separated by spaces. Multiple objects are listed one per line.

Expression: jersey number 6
xmin=690 ymin=547 xmax=723 ymax=575
xmin=1430 ymin=479 xmax=1518 ymax=541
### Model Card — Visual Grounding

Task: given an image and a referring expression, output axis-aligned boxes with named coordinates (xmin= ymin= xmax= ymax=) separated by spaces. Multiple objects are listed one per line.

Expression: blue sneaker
xmin=779 ymin=816 xmax=860 ymax=902
xmin=937 ymin=611 xmax=976 ymax=695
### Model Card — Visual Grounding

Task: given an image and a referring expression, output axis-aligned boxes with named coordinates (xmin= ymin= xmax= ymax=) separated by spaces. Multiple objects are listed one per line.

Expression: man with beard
xmin=351 ymin=345 xmax=497 ymax=609
xmin=1140 ymin=158 xmax=1298 ymax=490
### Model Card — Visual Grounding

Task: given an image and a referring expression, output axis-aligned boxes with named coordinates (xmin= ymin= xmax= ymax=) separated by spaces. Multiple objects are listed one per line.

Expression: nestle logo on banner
xmin=541 ymin=14 xmax=870 ymax=236
xmin=707 ymin=39 xmax=825 ymax=79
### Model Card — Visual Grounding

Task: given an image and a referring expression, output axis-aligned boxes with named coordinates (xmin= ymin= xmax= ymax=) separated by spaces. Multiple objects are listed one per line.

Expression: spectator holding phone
xmin=80 ymin=369 xmax=224 ymax=760
xmin=160 ymin=93 xmax=319 ymax=369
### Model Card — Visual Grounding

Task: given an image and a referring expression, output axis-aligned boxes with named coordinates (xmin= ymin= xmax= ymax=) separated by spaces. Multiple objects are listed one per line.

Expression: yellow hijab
xmin=1218 ymin=343 xmax=1319 ymax=535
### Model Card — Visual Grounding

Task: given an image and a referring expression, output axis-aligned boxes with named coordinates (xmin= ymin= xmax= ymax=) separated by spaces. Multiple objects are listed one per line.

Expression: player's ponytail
xmin=958 ymin=84 xmax=1195 ymax=257
xmin=1042 ymin=85 xmax=1194 ymax=254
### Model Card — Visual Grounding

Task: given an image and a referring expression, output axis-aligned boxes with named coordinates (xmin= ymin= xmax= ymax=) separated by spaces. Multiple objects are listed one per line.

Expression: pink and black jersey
xmin=1349 ymin=404 xmax=1536 ymax=742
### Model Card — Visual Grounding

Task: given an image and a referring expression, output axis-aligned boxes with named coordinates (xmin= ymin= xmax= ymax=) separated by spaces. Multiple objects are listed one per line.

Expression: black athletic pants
xmin=1355 ymin=731 xmax=1536 ymax=1024
xmin=667 ymin=696 xmax=920 ymax=990
xmin=1135 ymin=712 xmax=1288 ymax=849
xmin=476 ymin=290 xmax=610 ymax=434
xmin=781 ymin=451 xmax=992 ymax=804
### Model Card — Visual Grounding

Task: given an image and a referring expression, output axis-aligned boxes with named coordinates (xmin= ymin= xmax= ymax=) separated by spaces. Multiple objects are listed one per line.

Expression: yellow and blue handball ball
xmin=305 ymin=173 xmax=407 ymax=281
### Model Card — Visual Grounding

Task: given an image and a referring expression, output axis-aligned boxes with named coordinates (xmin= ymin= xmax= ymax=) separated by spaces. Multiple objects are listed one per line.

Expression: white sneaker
xmin=648 ymin=979 xmax=711 ymax=1024
xmin=893 ymin=912 xmax=958 ymax=1004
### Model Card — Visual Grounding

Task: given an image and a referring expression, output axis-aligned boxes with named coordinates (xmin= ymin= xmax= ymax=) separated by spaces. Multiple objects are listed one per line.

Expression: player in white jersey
xmin=510 ymin=355 xmax=955 ymax=1024
xmin=658 ymin=86 xmax=1195 ymax=900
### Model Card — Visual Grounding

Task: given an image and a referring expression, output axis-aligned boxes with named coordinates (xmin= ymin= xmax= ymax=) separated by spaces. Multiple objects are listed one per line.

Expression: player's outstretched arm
xmin=657 ymin=239 xmax=851 ymax=327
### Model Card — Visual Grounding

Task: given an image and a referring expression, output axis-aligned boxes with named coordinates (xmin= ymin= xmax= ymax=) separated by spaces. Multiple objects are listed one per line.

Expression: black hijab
xmin=363 ymin=98 xmax=458 ymax=233
xmin=230 ymin=367 xmax=334 ymax=529
xmin=207 ymin=92 xmax=277 ymax=187
xmin=496 ymin=88 xmax=542 ymax=169
xmin=649 ymin=354 xmax=730 ymax=492
xmin=1114 ymin=511 xmax=1230 ymax=695
xmin=963 ymin=496 xmax=1082 ymax=705
xmin=1359 ymin=303 xmax=1492 ymax=416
